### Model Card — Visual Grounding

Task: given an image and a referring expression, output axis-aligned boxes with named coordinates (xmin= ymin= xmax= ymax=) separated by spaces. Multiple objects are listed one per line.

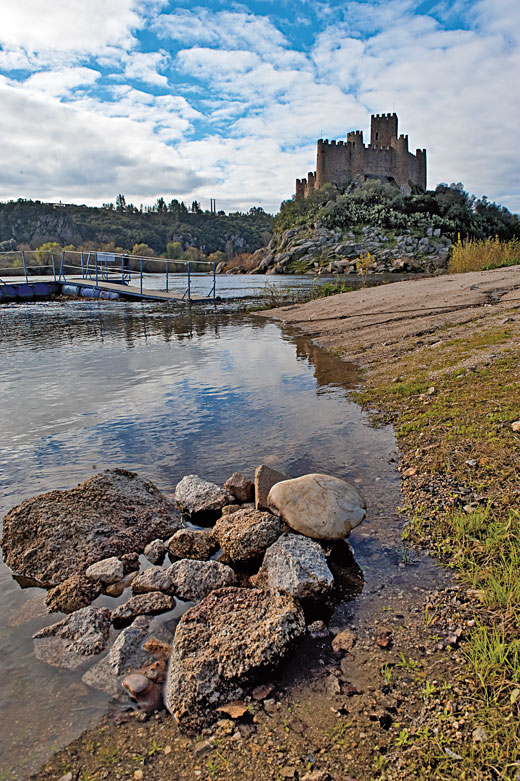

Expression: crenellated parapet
xmin=296 ymin=112 xmax=426 ymax=198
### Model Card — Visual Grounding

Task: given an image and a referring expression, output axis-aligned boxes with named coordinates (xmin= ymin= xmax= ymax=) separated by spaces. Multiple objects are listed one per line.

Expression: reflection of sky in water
xmin=0 ymin=298 xmax=401 ymax=776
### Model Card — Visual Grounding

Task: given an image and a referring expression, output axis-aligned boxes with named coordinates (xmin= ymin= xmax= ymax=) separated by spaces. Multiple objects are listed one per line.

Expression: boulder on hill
xmin=0 ymin=469 xmax=181 ymax=587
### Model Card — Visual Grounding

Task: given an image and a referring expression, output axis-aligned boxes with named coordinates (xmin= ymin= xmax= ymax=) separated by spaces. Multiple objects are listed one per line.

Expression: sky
xmin=0 ymin=0 xmax=518 ymax=214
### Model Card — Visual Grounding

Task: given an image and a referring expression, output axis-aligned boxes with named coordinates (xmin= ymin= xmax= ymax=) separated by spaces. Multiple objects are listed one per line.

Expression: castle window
xmin=375 ymin=132 xmax=379 ymax=140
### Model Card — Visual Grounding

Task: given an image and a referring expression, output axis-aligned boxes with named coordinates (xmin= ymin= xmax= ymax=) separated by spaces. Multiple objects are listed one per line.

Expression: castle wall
xmin=316 ymin=140 xmax=353 ymax=189
xmin=370 ymin=113 xmax=398 ymax=147
xmin=364 ymin=146 xmax=396 ymax=180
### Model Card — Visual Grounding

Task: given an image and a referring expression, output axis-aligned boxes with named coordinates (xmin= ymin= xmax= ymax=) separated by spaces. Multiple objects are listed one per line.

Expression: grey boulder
xmin=111 ymin=592 xmax=175 ymax=626
xmin=165 ymin=586 xmax=305 ymax=731
xmin=131 ymin=566 xmax=174 ymax=595
xmin=254 ymin=465 xmax=289 ymax=510
xmin=174 ymin=474 xmax=234 ymax=517
xmin=168 ymin=559 xmax=236 ymax=602
xmin=143 ymin=539 xmax=166 ymax=565
xmin=267 ymin=473 xmax=366 ymax=540
xmin=252 ymin=534 xmax=334 ymax=599
xmin=33 ymin=606 xmax=112 ymax=670
xmin=86 ymin=556 xmax=124 ymax=585
xmin=82 ymin=615 xmax=172 ymax=695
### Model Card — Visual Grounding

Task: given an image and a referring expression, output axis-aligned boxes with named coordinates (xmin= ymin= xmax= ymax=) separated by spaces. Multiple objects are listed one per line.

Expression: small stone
xmin=166 ymin=528 xmax=217 ymax=561
xmin=143 ymin=638 xmax=172 ymax=660
xmin=280 ymin=766 xmax=297 ymax=778
xmin=144 ymin=539 xmax=166 ymax=565
xmin=252 ymin=683 xmax=274 ymax=701
xmin=511 ymin=421 xmax=520 ymax=432
xmin=112 ymin=592 xmax=175 ymax=626
xmin=427 ymin=386 xmax=436 ymax=395
xmin=213 ymin=508 xmax=283 ymax=561
xmin=267 ymin=473 xmax=366 ymax=540
xmin=263 ymin=698 xmax=280 ymax=714
xmin=33 ymin=606 xmax=112 ymax=670
xmin=59 ymin=773 xmax=73 ymax=781
xmin=302 ymin=772 xmax=331 ymax=781
xmin=402 ymin=467 xmax=417 ymax=478
xmin=308 ymin=620 xmax=329 ymax=638
xmin=132 ymin=567 xmax=174 ymax=595
xmin=325 ymin=675 xmax=341 ymax=696
xmin=168 ymin=559 xmax=236 ymax=602
xmin=193 ymin=740 xmax=214 ymax=757
xmin=134 ymin=769 xmax=144 ymax=779
xmin=332 ymin=629 xmax=356 ymax=653
xmin=174 ymin=474 xmax=234 ymax=517
xmin=465 ymin=459 xmax=478 ymax=467
xmin=473 ymin=725 xmax=488 ymax=743
xmin=224 ymin=472 xmax=254 ymax=503
xmin=164 ymin=745 xmax=172 ymax=755
xmin=254 ymin=464 xmax=289 ymax=510
xmin=217 ymin=700 xmax=248 ymax=719
xmin=105 ymin=582 xmax=125 ymax=598
xmin=85 ymin=556 xmax=124 ymax=585
xmin=375 ymin=630 xmax=393 ymax=649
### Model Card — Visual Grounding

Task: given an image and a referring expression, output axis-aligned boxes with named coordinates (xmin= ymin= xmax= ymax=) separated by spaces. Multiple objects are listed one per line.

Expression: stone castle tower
xmin=296 ymin=113 xmax=426 ymax=198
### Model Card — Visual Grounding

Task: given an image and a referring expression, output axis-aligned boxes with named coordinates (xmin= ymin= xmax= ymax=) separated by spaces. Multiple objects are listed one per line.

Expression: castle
xmin=296 ymin=113 xmax=426 ymax=198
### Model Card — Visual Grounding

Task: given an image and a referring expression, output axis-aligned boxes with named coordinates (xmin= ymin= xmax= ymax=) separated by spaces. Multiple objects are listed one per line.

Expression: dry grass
xmin=449 ymin=236 xmax=520 ymax=274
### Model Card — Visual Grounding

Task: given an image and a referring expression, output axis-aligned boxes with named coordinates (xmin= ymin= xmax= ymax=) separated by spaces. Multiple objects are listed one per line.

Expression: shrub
xmin=449 ymin=236 xmax=520 ymax=273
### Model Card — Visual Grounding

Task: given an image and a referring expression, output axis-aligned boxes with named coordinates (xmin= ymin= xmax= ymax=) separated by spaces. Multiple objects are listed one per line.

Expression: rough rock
xmin=254 ymin=465 xmax=289 ymax=510
xmin=174 ymin=474 xmax=234 ymax=518
xmin=166 ymin=528 xmax=217 ymax=561
xmin=213 ymin=508 xmax=283 ymax=562
xmin=165 ymin=586 xmax=305 ymax=731
xmin=1 ymin=469 xmax=181 ymax=587
xmin=224 ymin=472 xmax=254 ymax=503
xmin=221 ymin=503 xmax=254 ymax=517
xmin=45 ymin=574 xmax=103 ymax=614
xmin=332 ymin=629 xmax=357 ymax=653
xmin=82 ymin=615 xmax=172 ymax=695
xmin=143 ymin=539 xmax=166 ymax=565
xmin=33 ymin=606 xmax=112 ymax=670
xmin=252 ymin=534 xmax=333 ymax=599
xmin=168 ymin=559 xmax=236 ymax=602
xmin=131 ymin=566 xmax=174 ymax=595
xmin=111 ymin=592 xmax=175 ymax=626
xmin=86 ymin=556 xmax=124 ymax=585
xmin=267 ymin=473 xmax=366 ymax=540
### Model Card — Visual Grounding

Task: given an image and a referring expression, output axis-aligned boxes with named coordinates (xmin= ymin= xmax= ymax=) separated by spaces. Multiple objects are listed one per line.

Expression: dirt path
xmin=257 ymin=266 xmax=520 ymax=368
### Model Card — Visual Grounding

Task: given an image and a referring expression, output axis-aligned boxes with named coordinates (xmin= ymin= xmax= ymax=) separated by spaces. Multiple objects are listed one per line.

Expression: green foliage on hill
xmin=0 ymin=197 xmax=273 ymax=259
xmin=276 ymin=181 xmax=520 ymax=241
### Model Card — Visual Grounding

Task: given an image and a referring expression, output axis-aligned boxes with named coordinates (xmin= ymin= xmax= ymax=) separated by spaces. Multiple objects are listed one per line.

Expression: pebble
xmin=512 ymin=421 xmax=520 ymax=432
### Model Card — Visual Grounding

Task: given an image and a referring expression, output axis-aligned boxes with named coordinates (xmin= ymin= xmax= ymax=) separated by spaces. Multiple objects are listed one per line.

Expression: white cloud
xmin=0 ymin=0 xmax=141 ymax=53
xmin=0 ymin=76 xmax=204 ymax=204
xmin=22 ymin=67 xmax=100 ymax=98
xmin=122 ymin=51 xmax=170 ymax=86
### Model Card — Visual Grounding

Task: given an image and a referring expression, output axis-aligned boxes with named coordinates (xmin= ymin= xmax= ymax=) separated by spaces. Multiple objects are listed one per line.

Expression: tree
xmin=131 ymin=242 xmax=155 ymax=257
xmin=35 ymin=241 xmax=62 ymax=266
xmin=191 ymin=200 xmax=202 ymax=214
xmin=115 ymin=194 xmax=126 ymax=212
xmin=166 ymin=241 xmax=183 ymax=259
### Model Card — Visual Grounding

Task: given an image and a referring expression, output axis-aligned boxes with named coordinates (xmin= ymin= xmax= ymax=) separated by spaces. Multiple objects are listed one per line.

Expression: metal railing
xmin=0 ymin=249 xmax=217 ymax=303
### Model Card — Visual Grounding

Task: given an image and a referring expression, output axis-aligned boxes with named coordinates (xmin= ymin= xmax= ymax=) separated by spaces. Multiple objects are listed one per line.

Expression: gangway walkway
xmin=0 ymin=249 xmax=218 ymax=304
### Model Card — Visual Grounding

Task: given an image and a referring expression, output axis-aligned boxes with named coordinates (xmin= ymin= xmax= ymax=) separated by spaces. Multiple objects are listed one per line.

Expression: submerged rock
xmin=165 ymin=586 xmax=305 ymax=731
xmin=267 ymin=473 xmax=366 ymax=540
xmin=1 ymin=469 xmax=181 ymax=587
xmin=131 ymin=566 xmax=174 ymax=595
xmin=82 ymin=615 xmax=172 ymax=695
xmin=45 ymin=574 xmax=103 ymax=614
xmin=112 ymin=592 xmax=175 ymax=627
xmin=252 ymin=534 xmax=334 ymax=599
xmin=174 ymin=475 xmax=234 ymax=518
xmin=213 ymin=508 xmax=283 ymax=562
xmin=86 ymin=556 xmax=124 ymax=585
xmin=33 ymin=606 xmax=112 ymax=670
xmin=168 ymin=559 xmax=236 ymax=602
xmin=254 ymin=465 xmax=289 ymax=510
xmin=224 ymin=472 xmax=254 ymax=503
xmin=166 ymin=528 xmax=217 ymax=561
xmin=143 ymin=539 xmax=166 ymax=566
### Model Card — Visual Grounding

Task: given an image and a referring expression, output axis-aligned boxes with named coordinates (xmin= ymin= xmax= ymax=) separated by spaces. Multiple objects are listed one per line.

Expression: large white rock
xmin=267 ymin=473 xmax=366 ymax=540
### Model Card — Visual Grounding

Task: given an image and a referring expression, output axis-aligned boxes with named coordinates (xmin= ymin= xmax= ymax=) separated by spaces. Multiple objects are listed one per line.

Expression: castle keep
xmin=296 ymin=113 xmax=426 ymax=198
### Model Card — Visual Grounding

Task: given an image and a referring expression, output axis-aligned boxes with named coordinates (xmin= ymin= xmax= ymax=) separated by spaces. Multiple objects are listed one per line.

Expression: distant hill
xmin=0 ymin=198 xmax=273 ymax=262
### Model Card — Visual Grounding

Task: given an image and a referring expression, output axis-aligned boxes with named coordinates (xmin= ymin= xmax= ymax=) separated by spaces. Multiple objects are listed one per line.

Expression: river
xmin=0 ymin=277 xmax=431 ymax=777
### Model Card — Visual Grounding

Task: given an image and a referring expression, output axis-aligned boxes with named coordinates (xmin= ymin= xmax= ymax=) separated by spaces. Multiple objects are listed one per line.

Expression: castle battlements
xmin=296 ymin=113 xmax=427 ymax=199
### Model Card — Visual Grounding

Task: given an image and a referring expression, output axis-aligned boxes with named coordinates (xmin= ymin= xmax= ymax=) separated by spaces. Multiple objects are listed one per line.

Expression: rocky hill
xmin=243 ymin=180 xmax=519 ymax=276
